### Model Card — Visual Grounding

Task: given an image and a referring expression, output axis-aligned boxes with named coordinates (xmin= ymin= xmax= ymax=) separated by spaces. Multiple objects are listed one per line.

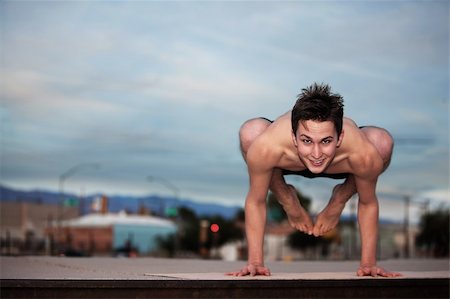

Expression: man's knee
xmin=362 ymin=127 xmax=394 ymax=164
xmin=377 ymin=128 xmax=394 ymax=162
xmin=239 ymin=118 xmax=271 ymax=153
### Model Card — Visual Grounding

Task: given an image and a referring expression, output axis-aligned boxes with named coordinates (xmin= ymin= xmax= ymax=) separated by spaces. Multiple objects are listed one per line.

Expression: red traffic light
xmin=210 ymin=223 xmax=219 ymax=233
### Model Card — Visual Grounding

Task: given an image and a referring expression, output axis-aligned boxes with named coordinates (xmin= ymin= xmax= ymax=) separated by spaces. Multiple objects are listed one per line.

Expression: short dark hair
xmin=291 ymin=83 xmax=344 ymax=136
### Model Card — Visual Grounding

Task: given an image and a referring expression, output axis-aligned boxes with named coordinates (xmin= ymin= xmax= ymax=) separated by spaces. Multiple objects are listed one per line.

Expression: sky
xmin=1 ymin=0 xmax=449 ymax=222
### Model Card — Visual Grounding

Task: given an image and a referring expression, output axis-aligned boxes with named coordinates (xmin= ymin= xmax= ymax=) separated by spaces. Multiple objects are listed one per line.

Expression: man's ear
xmin=292 ymin=131 xmax=298 ymax=146
xmin=336 ymin=130 xmax=344 ymax=147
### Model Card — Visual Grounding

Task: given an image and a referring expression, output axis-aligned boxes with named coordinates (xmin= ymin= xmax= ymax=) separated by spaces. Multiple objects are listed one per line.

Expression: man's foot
xmin=279 ymin=185 xmax=314 ymax=235
xmin=313 ymin=201 xmax=345 ymax=236
xmin=313 ymin=183 xmax=351 ymax=236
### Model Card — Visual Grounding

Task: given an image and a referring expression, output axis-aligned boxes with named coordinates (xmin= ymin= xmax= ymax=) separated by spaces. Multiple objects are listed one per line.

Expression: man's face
xmin=292 ymin=120 xmax=343 ymax=174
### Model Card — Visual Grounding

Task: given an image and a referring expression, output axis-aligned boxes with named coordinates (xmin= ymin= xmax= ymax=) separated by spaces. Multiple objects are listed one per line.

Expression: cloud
xmin=1 ymin=1 xmax=448 ymax=208
xmin=416 ymin=189 xmax=450 ymax=206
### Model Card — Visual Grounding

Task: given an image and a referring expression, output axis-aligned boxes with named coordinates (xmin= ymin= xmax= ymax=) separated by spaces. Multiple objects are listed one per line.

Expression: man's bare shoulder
xmin=246 ymin=134 xmax=283 ymax=170
xmin=246 ymin=112 xmax=292 ymax=170
xmin=342 ymin=122 xmax=384 ymax=178
xmin=348 ymin=147 xmax=383 ymax=179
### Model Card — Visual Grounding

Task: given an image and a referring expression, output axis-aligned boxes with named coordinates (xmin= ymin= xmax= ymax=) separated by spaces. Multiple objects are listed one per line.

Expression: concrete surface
xmin=1 ymin=257 xmax=449 ymax=298
xmin=1 ymin=256 xmax=448 ymax=280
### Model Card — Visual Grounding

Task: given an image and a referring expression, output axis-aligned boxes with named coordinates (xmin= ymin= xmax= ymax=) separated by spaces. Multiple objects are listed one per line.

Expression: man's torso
xmin=249 ymin=111 xmax=376 ymax=177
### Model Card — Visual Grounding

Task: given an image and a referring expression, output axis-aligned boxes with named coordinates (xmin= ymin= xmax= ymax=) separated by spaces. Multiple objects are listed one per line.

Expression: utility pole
xmin=57 ymin=163 xmax=100 ymax=249
xmin=350 ymin=196 xmax=357 ymax=259
xmin=147 ymin=176 xmax=179 ymax=217
xmin=403 ymin=195 xmax=410 ymax=258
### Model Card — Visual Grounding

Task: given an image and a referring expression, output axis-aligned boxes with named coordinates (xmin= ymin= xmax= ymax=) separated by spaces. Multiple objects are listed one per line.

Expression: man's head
xmin=291 ymin=83 xmax=345 ymax=173
xmin=291 ymin=83 xmax=344 ymax=137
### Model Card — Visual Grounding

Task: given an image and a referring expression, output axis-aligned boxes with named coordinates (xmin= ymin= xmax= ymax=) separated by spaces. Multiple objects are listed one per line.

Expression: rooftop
xmin=60 ymin=212 xmax=176 ymax=228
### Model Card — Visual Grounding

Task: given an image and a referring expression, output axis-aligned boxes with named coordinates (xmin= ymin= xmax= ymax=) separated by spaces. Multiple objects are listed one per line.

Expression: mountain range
xmin=0 ymin=185 xmax=242 ymax=219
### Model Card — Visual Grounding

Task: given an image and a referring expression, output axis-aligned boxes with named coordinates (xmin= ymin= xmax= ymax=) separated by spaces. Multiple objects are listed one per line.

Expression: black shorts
xmin=282 ymin=169 xmax=349 ymax=180
xmin=261 ymin=117 xmax=350 ymax=180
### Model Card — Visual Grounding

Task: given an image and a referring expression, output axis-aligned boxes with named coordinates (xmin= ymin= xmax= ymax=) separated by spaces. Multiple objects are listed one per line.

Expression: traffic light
xmin=210 ymin=223 xmax=219 ymax=233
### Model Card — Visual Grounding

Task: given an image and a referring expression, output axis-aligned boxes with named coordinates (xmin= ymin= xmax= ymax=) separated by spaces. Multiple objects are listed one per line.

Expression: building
xmin=0 ymin=201 xmax=78 ymax=255
xmin=52 ymin=211 xmax=177 ymax=256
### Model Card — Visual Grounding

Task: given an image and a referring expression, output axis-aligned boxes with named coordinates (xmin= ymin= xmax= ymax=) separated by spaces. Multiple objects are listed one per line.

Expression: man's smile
xmin=310 ymin=158 xmax=325 ymax=167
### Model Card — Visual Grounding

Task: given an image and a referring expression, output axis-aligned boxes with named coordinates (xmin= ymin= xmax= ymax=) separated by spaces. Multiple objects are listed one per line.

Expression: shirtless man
xmin=228 ymin=83 xmax=401 ymax=277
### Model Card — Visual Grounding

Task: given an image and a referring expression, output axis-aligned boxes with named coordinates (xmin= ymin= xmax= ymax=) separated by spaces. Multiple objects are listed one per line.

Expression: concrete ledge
xmin=2 ymin=277 xmax=449 ymax=299
xmin=1 ymin=257 xmax=449 ymax=298
xmin=147 ymin=271 xmax=449 ymax=280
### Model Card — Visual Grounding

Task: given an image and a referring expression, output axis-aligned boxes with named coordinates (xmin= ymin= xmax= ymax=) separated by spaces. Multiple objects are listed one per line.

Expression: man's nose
xmin=312 ymin=145 xmax=321 ymax=159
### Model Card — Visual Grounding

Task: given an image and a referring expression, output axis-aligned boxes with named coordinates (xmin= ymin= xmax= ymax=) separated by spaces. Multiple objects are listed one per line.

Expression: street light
xmin=54 ymin=163 xmax=100 ymax=254
xmin=58 ymin=163 xmax=100 ymax=216
xmin=147 ymin=176 xmax=179 ymax=216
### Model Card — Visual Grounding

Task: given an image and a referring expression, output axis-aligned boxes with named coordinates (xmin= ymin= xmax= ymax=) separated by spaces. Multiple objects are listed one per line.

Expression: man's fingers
xmin=380 ymin=270 xmax=402 ymax=278
xmin=357 ymin=267 xmax=368 ymax=276
xmin=261 ymin=267 xmax=271 ymax=276
xmin=242 ymin=268 xmax=250 ymax=276
xmin=226 ymin=266 xmax=272 ymax=277
xmin=370 ymin=266 xmax=378 ymax=277
xmin=356 ymin=266 xmax=402 ymax=278
xmin=237 ymin=268 xmax=249 ymax=277
xmin=380 ymin=269 xmax=402 ymax=277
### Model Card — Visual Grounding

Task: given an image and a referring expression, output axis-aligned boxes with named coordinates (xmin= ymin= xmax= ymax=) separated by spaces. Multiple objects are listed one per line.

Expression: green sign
xmin=63 ymin=198 xmax=79 ymax=207
xmin=165 ymin=207 xmax=178 ymax=217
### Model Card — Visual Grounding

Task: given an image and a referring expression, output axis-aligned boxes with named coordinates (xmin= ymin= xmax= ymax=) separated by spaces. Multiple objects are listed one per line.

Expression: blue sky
xmin=1 ymin=1 xmax=448 ymax=221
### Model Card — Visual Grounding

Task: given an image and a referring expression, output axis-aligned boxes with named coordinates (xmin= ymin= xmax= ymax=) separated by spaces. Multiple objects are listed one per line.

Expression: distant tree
xmin=415 ymin=208 xmax=449 ymax=257
xmin=288 ymin=230 xmax=323 ymax=250
xmin=155 ymin=234 xmax=176 ymax=257
xmin=157 ymin=206 xmax=246 ymax=257
xmin=234 ymin=208 xmax=245 ymax=223
xmin=267 ymin=188 xmax=312 ymax=223
xmin=177 ymin=206 xmax=200 ymax=252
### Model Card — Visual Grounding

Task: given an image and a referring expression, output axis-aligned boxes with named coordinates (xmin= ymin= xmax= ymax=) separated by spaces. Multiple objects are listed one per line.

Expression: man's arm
xmin=245 ymin=167 xmax=272 ymax=269
xmin=354 ymin=157 xmax=401 ymax=277
xmin=355 ymin=175 xmax=379 ymax=267
xmin=227 ymin=146 xmax=273 ymax=276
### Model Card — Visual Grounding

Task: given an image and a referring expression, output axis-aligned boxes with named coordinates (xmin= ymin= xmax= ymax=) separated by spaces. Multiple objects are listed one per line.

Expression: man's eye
xmin=322 ymin=140 xmax=332 ymax=144
xmin=302 ymin=139 xmax=311 ymax=144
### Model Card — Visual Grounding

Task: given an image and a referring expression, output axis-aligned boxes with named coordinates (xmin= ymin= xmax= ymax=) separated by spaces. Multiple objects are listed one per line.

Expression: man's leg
xmin=313 ymin=126 xmax=394 ymax=236
xmin=239 ymin=118 xmax=271 ymax=161
xmin=239 ymin=118 xmax=313 ymax=234
xmin=313 ymin=175 xmax=356 ymax=236
xmin=269 ymin=169 xmax=314 ymax=234
xmin=360 ymin=126 xmax=394 ymax=171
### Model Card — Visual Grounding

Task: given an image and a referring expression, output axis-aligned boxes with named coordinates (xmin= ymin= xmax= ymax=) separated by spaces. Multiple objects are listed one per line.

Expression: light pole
xmin=403 ymin=195 xmax=410 ymax=259
xmin=146 ymin=176 xmax=179 ymax=216
xmin=147 ymin=176 xmax=181 ymax=257
xmin=58 ymin=163 xmax=100 ymax=221
xmin=55 ymin=163 xmax=99 ymax=255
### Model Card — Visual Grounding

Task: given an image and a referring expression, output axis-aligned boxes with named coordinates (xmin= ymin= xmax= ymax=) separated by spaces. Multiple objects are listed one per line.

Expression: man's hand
xmin=226 ymin=264 xmax=271 ymax=277
xmin=357 ymin=265 xmax=402 ymax=277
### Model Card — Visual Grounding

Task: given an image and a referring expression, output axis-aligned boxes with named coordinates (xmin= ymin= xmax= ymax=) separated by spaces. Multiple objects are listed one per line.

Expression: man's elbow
xmin=246 ymin=194 xmax=267 ymax=207
xmin=358 ymin=195 xmax=378 ymax=207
